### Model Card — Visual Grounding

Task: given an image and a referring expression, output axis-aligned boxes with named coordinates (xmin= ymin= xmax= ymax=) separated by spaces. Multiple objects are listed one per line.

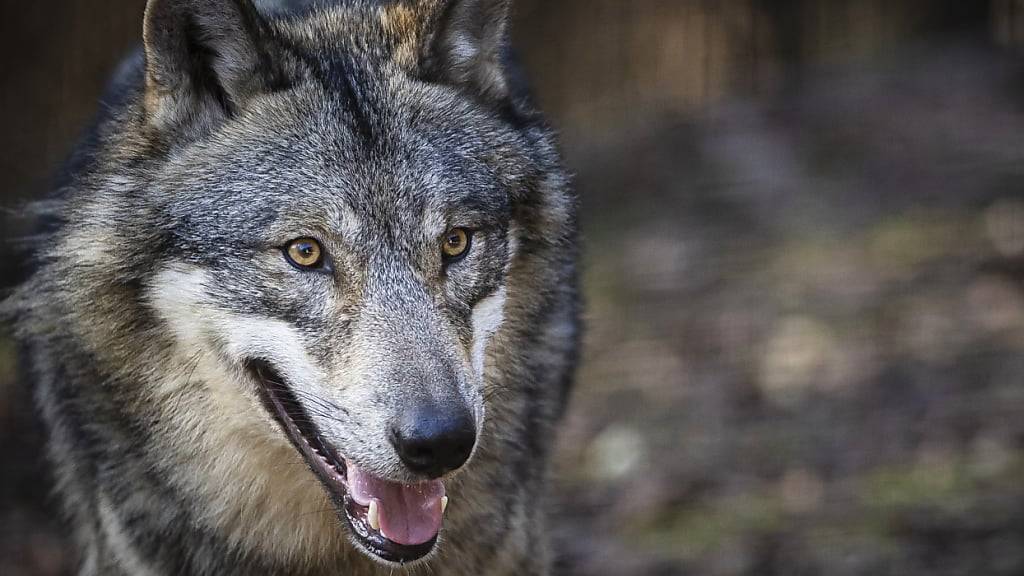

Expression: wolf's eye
xmin=441 ymin=228 xmax=472 ymax=262
xmin=285 ymin=238 xmax=324 ymax=269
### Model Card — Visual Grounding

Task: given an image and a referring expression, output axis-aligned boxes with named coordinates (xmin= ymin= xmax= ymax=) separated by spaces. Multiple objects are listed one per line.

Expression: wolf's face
xmin=77 ymin=0 xmax=568 ymax=567
xmin=148 ymin=86 xmax=515 ymax=562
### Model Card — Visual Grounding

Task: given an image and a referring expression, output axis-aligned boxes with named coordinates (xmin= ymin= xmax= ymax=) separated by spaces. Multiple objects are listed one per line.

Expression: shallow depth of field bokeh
xmin=3 ymin=2 xmax=1024 ymax=575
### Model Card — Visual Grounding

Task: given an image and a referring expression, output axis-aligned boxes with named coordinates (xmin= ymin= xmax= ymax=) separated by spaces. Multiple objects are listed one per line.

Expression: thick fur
xmin=2 ymin=1 xmax=578 ymax=575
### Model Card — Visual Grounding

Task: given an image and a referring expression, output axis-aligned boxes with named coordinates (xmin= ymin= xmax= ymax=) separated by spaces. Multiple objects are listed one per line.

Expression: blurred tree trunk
xmin=994 ymin=0 xmax=1024 ymax=48
xmin=515 ymin=0 xmax=997 ymax=139
xmin=0 ymin=0 xmax=143 ymax=286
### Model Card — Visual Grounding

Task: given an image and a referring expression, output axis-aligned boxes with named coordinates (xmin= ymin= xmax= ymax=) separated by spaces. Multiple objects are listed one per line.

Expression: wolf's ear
xmin=143 ymin=0 xmax=285 ymax=133
xmin=424 ymin=0 xmax=513 ymax=99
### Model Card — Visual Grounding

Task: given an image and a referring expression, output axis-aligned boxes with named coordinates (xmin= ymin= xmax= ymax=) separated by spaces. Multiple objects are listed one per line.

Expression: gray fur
xmin=3 ymin=0 xmax=579 ymax=574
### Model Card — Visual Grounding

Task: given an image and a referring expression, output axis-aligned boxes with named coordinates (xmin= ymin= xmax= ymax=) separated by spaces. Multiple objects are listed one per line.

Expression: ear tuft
xmin=428 ymin=0 xmax=513 ymax=99
xmin=143 ymin=0 xmax=283 ymax=134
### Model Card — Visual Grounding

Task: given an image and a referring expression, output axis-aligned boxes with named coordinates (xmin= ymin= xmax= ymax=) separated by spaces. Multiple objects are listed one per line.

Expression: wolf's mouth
xmin=246 ymin=360 xmax=445 ymax=564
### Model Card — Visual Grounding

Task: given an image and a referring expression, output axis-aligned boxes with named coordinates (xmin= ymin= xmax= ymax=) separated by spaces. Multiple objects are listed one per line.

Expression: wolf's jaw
xmin=246 ymin=360 xmax=443 ymax=564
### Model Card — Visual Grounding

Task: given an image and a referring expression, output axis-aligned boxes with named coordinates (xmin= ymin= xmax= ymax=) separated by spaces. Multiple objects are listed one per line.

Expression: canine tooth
xmin=441 ymin=496 xmax=449 ymax=514
xmin=367 ymin=500 xmax=380 ymax=532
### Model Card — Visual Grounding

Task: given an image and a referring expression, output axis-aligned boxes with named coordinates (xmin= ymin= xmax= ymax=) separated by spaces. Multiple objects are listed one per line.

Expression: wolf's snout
xmin=390 ymin=404 xmax=477 ymax=479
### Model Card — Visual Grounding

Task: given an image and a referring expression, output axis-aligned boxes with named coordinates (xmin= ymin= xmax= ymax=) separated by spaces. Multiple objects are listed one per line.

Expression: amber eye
xmin=441 ymin=228 xmax=472 ymax=261
xmin=285 ymin=238 xmax=324 ymax=269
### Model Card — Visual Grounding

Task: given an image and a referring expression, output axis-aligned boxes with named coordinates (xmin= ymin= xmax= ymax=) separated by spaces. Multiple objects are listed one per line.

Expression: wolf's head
xmin=25 ymin=0 xmax=574 ymax=568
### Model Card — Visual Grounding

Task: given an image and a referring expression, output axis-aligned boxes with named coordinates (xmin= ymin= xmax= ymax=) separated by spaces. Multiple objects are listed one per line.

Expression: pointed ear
xmin=426 ymin=0 xmax=513 ymax=99
xmin=143 ymin=0 xmax=285 ymax=133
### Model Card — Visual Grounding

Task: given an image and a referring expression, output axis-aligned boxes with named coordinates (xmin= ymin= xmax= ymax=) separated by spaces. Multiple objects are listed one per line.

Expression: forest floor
xmin=551 ymin=44 xmax=1024 ymax=576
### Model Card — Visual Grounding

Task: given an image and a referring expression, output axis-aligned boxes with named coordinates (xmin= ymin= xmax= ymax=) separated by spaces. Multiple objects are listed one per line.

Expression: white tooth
xmin=368 ymin=500 xmax=380 ymax=532
xmin=441 ymin=496 xmax=449 ymax=514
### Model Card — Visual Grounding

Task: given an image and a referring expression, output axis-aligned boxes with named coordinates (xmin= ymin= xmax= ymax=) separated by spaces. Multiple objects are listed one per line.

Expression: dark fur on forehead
xmin=255 ymin=0 xmax=516 ymax=101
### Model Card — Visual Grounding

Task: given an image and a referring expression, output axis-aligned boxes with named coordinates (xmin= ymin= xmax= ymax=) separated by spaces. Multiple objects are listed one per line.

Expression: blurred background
xmin=3 ymin=1 xmax=1024 ymax=575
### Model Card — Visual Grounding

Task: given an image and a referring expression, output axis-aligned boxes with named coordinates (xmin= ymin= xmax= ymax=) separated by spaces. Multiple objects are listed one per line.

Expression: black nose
xmin=391 ymin=404 xmax=477 ymax=479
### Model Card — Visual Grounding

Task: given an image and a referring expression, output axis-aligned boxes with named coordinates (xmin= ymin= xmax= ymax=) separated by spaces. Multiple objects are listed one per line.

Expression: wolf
xmin=2 ymin=0 xmax=579 ymax=574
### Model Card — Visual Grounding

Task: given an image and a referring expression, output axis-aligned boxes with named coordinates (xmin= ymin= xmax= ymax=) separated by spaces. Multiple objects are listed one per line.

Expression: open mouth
xmin=247 ymin=360 xmax=447 ymax=564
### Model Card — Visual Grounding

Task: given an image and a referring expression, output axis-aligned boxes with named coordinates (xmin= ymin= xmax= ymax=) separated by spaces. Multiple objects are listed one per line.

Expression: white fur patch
xmin=147 ymin=266 xmax=325 ymax=389
xmin=145 ymin=265 xmax=347 ymax=566
xmin=471 ymin=286 xmax=507 ymax=376
xmin=506 ymin=224 xmax=521 ymax=273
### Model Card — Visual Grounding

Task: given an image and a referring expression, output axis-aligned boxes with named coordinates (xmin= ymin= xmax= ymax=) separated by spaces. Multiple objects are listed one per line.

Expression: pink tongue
xmin=347 ymin=463 xmax=446 ymax=546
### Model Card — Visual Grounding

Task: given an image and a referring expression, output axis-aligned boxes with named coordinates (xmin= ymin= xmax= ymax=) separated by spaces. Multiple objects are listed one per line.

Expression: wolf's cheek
xmin=147 ymin=264 xmax=327 ymax=389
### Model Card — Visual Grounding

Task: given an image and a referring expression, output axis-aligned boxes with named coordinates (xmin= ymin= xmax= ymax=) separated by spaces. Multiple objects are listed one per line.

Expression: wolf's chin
xmin=246 ymin=360 xmax=441 ymax=565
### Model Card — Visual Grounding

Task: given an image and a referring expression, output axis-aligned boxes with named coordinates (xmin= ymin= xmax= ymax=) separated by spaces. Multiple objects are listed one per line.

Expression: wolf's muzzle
xmin=247 ymin=359 xmax=447 ymax=562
